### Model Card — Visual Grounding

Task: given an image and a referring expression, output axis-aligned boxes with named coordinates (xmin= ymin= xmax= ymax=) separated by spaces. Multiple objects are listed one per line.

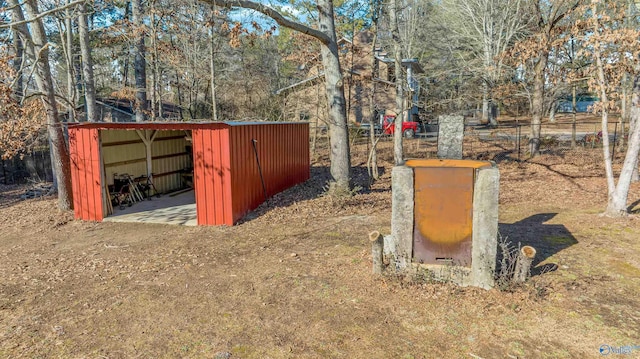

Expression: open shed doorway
xmin=100 ymin=129 xmax=196 ymax=226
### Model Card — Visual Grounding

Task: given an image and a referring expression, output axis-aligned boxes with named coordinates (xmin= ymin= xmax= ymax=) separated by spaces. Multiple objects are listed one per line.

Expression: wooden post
xmin=369 ymin=230 xmax=384 ymax=275
xmin=136 ymin=129 xmax=158 ymax=180
xmin=105 ymin=185 xmax=113 ymax=215
xmin=513 ymin=246 xmax=536 ymax=283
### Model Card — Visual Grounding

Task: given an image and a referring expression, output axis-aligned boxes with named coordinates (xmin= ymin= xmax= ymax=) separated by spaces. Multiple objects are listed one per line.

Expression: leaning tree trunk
xmin=605 ymin=73 xmax=640 ymax=216
xmin=131 ymin=0 xmax=148 ymax=122
xmin=318 ymin=0 xmax=351 ymax=193
xmin=14 ymin=0 xmax=73 ymax=210
xmin=530 ymin=51 xmax=548 ymax=157
xmin=593 ymin=7 xmax=637 ymax=217
xmin=78 ymin=2 xmax=98 ymax=122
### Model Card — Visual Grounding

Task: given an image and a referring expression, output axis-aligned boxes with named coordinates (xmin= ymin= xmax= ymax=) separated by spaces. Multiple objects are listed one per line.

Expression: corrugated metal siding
xmin=69 ymin=127 xmax=104 ymax=221
xmin=101 ymin=130 xmax=146 ymax=186
xmin=69 ymin=122 xmax=308 ymax=226
xmin=101 ymin=129 xmax=190 ymax=194
xmin=228 ymin=123 xmax=309 ymax=223
xmin=192 ymin=128 xmax=233 ymax=226
xmin=151 ymin=130 xmax=191 ymax=193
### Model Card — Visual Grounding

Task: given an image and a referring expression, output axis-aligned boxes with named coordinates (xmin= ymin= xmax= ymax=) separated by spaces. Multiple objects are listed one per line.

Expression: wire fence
xmin=2 ymin=121 xmax=629 ymax=186
xmin=350 ymin=120 xmax=629 ymax=166
xmin=463 ymin=121 xmax=627 ymax=164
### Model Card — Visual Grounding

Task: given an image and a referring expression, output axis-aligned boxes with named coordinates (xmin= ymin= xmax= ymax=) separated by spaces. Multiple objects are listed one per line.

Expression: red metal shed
xmin=68 ymin=122 xmax=309 ymax=225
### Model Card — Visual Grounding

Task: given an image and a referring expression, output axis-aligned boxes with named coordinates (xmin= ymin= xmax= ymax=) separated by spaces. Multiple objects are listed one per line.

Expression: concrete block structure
xmin=389 ymin=159 xmax=499 ymax=289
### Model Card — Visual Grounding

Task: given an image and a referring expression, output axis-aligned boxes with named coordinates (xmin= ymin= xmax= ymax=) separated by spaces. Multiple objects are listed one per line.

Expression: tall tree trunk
xmin=12 ymin=29 xmax=24 ymax=102
xmin=64 ymin=4 xmax=75 ymax=121
xmin=530 ymin=51 xmax=548 ymax=157
xmin=595 ymin=46 xmax=615 ymax=198
xmin=549 ymin=100 xmax=556 ymax=123
xmin=210 ymin=15 xmax=218 ymax=121
xmin=175 ymin=69 xmax=183 ymax=119
xmin=150 ymin=11 xmax=157 ymax=120
xmin=368 ymin=30 xmax=379 ymax=180
xmin=318 ymin=0 xmax=350 ymax=192
xmin=571 ymin=84 xmax=577 ymax=148
xmin=389 ymin=0 xmax=404 ymax=165
xmin=131 ymin=0 xmax=148 ymax=122
xmin=78 ymin=2 xmax=98 ymax=122
xmin=629 ymin=114 xmax=639 ymax=182
xmin=121 ymin=2 xmax=131 ymax=88
xmin=605 ymin=73 xmax=640 ymax=215
xmin=204 ymin=0 xmax=351 ymax=191
xmin=622 ymin=73 xmax=628 ymax=146
xmin=12 ymin=0 xmax=74 ymax=210
xmin=150 ymin=1 xmax=162 ymax=119
xmin=591 ymin=5 xmax=640 ymax=216
xmin=482 ymin=80 xmax=490 ymax=124
xmin=629 ymin=91 xmax=639 ymax=182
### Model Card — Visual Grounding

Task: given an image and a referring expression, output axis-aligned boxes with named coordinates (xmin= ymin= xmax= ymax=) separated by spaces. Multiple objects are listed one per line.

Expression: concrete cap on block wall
xmin=404 ymin=159 xmax=494 ymax=169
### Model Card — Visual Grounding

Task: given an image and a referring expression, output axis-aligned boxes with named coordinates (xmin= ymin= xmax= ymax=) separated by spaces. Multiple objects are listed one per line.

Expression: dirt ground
xmin=2 ymin=140 xmax=640 ymax=359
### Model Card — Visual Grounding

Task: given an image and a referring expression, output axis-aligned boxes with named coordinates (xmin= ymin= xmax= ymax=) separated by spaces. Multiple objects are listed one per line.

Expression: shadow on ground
xmin=240 ymin=165 xmax=387 ymax=223
xmin=499 ymin=213 xmax=577 ymax=276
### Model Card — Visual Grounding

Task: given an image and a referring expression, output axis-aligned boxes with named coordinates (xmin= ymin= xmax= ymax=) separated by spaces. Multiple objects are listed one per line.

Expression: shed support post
xmin=136 ymin=129 xmax=158 ymax=179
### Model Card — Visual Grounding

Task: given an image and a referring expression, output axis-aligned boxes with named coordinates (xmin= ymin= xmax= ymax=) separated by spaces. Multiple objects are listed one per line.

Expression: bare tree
xmin=526 ymin=0 xmax=581 ymax=156
xmin=440 ymin=0 xmax=529 ymax=126
xmin=9 ymin=0 xmax=74 ymax=209
xmin=582 ymin=0 xmax=640 ymax=216
xmin=209 ymin=3 xmax=218 ymax=121
xmin=202 ymin=0 xmax=351 ymax=192
xmin=78 ymin=1 xmax=98 ymax=121
xmin=389 ymin=0 xmax=405 ymax=165
xmin=131 ymin=0 xmax=148 ymax=121
xmin=63 ymin=1 xmax=76 ymax=122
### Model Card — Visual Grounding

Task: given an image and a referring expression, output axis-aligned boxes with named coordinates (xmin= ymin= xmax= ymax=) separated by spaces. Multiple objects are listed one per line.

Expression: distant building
xmin=275 ymin=31 xmax=423 ymax=125
xmin=75 ymin=97 xmax=182 ymax=122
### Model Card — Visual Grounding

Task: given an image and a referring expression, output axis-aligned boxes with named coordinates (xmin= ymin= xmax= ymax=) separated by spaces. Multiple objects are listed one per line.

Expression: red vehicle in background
xmin=382 ymin=115 xmax=419 ymax=139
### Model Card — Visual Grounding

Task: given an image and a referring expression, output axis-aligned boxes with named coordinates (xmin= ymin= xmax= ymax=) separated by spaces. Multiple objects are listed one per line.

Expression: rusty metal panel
xmin=413 ymin=167 xmax=474 ymax=266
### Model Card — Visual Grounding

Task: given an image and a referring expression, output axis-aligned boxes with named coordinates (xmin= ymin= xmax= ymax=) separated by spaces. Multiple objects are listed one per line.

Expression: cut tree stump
xmin=513 ymin=246 xmax=536 ymax=283
xmin=369 ymin=230 xmax=384 ymax=275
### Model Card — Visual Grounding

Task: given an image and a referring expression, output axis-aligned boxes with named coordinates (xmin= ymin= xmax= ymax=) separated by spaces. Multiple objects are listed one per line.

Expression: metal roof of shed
xmin=67 ymin=121 xmax=308 ymax=130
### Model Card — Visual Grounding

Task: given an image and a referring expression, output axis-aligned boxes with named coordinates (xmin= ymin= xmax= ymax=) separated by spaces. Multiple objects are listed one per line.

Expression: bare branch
xmin=199 ymin=0 xmax=331 ymax=44
xmin=0 ymin=0 xmax=85 ymax=29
